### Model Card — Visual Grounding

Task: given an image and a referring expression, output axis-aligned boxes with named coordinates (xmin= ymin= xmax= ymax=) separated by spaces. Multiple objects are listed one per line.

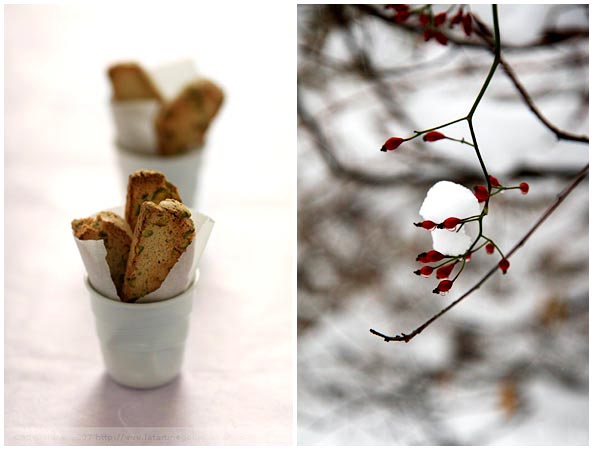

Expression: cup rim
xmin=85 ymin=269 xmax=199 ymax=310
xmin=114 ymin=140 xmax=206 ymax=158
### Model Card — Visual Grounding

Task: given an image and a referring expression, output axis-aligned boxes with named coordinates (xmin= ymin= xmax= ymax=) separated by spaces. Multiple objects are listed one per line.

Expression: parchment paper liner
xmin=74 ymin=206 xmax=214 ymax=303
xmin=109 ymin=59 xmax=200 ymax=154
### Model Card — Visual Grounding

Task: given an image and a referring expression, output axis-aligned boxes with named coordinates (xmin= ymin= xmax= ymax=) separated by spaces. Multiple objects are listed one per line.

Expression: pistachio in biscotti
xmin=125 ymin=169 xmax=182 ymax=232
xmin=121 ymin=199 xmax=195 ymax=303
xmin=71 ymin=211 xmax=133 ymax=298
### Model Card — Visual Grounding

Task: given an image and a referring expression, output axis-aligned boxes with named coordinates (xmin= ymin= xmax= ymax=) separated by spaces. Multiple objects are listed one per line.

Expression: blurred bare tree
xmin=298 ymin=4 xmax=588 ymax=445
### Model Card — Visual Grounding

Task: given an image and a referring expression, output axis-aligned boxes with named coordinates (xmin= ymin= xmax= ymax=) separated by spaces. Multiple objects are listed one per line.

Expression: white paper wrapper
xmin=74 ymin=206 xmax=214 ymax=303
xmin=110 ymin=60 xmax=199 ymax=154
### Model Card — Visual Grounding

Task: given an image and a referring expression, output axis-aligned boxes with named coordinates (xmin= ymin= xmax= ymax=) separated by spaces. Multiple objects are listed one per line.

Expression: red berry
xmin=426 ymin=250 xmax=445 ymax=262
xmin=519 ymin=182 xmax=529 ymax=195
xmin=442 ymin=217 xmax=461 ymax=230
xmin=419 ymin=13 xmax=429 ymax=26
xmin=434 ymin=31 xmax=448 ymax=45
xmin=462 ymin=13 xmax=473 ymax=36
xmin=416 ymin=252 xmax=429 ymax=263
xmin=395 ymin=10 xmax=410 ymax=23
xmin=489 ymin=175 xmax=501 ymax=187
xmin=423 ymin=29 xmax=434 ymax=42
xmin=433 ymin=279 xmax=453 ymax=294
xmin=499 ymin=258 xmax=510 ymax=274
xmin=423 ymin=131 xmax=446 ymax=142
xmin=381 ymin=137 xmax=404 ymax=152
xmin=465 ymin=252 xmax=472 ymax=262
xmin=436 ymin=262 xmax=457 ymax=279
xmin=434 ymin=12 xmax=447 ymax=26
xmin=414 ymin=266 xmax=434 ymax=277
xmin=451 ymin=8 xmax=463 ymax=25
xmin=385 ymin=4 xmax=409 ymax=12
xmin=485 ymin=243 xmax=495 ymax=254
xmin=473 ymin=185 xmax=489 ymax=203
xmin=414 ymin=220 xmax=437 ymax=230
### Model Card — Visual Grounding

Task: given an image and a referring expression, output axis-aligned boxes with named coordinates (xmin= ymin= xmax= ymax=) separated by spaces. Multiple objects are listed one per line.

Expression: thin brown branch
xmin=354 ymin=4 xmax=588 ymax=52
xmin=470 ymin=13 xmax=589 ymax=144
xmin=355 ymin=4 xmax=589 ymax=145
xmin=370 ymin=163 xmax=589 ymax=343
xmin=498 ymin=57 xmax=589 ymax=143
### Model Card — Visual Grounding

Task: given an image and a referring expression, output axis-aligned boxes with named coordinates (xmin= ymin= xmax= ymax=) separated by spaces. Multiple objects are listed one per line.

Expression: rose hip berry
xmin=434 ymin=12 xmax=447 ymax=26
xmin=414 ymin=266 xmax=434 ymax=277
xmin=426 ymin=250 xmax=445 ymax=262
xmin=423 ymin=131 xmax=446 ymax=142
xmin=414 ymin=220 xmax=437 ymax=230
xmin=473 ymin=185 xmax=489 ymax=202
xmin=519 ymin=182 xmax=530 ymax=194
xmin=442 ymin=217 xmax=462 ymax=230
xmin=489 ymin=175 xmax=501 ymax=187
xmin=381 ymin=137 xmax=404 ymax=152
xmin=436 ymin=262 xmax=457 ymax=279
xmin=499 ymin=258 xmax=510 ymax=274
xmin=433 ymin=279 xmax=453 ymax=294
xmin=462 ymin=13 xmax=473 ymax=36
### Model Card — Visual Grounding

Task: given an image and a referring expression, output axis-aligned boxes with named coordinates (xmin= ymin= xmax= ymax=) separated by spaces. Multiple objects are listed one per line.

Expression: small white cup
xmin=86 ymin=271 xmax=199 ymax=389
xmin=109 ymin=100 xmax=205 ymax=207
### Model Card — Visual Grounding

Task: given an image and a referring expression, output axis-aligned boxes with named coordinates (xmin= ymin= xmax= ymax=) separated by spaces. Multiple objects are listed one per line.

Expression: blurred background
xmin=5 ymin=3 xmax=292 ymax=445
xmin=298 ymin=4 xmax=588 ymax=445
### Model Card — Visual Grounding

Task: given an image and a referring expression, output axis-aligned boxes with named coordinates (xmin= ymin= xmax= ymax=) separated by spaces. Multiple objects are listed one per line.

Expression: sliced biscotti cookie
xmin=155 ymin=78 xmax=224 ymax=155
xmin=71 ymin=216 xmax=102 ymax=240
xmin=71 ymin=211 xmax=133 ymax=297
xmin=121 ymin=199 xmax=195 ymax=303
xmin=125 ymin=170 xmax=182 ymax=232
xmin=107 ymin=62 xmax=163 ymax=102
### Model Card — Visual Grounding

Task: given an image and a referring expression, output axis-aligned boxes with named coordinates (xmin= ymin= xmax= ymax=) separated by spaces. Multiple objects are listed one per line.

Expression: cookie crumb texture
xmin=121 ymin=199 xmax=195 ymax=303
xmin=71 ymin=211 xmax=133 ymax=297
xmin=125 ymin=169 xmax=182 ymax=231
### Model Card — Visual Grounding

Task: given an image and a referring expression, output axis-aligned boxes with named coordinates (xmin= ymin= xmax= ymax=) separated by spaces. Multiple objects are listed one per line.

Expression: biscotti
xmin=121 ymin=199 xmax=195 ymax=303
xmin=72 ymin=211 xmax=133 ymax=297
xmin=107 ymin=62 xmax=163 ymax=102
xmin=125 ymin=169 xmax=182 ymax=232
xmin=155 ymin=79 xmax=224 ymax=155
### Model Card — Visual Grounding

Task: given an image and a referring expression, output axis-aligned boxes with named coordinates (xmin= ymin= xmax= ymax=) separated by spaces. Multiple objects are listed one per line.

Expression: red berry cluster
xmin=385 ymin=5 xmax=474 ymax=47
xmin=414 ymin=216 xmax=462 ymax=231
xmin=380 ymin=131 xmax=446 ymax=151
xmin=414 ymin=242 xmax=511 ymax=294
xmin=450 ymin=7 xmax=473 ymax=36
xmin=413 ymin=190 xmax=522 ymax=294
xmin=473 ymin=176 xmax=530 ymax=203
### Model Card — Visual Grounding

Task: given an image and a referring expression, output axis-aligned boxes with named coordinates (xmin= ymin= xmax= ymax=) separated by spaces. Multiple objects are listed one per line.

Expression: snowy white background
xmin=298 ymin=4 xmax=588 ymax=445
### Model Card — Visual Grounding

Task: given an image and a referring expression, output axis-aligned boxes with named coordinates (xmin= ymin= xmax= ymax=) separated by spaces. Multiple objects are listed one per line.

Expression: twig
xmin=470 ymin=13 xmax=589 ymax=144
xmin=354 ymin=4 xmax=588 ymax=52
xmin=370 ymin=163 xmax=589 ymax=343
xmin=498 ymin=57 xmax=589 ymax=143
xmin=357 ymin=4 xmax=589 ymax=145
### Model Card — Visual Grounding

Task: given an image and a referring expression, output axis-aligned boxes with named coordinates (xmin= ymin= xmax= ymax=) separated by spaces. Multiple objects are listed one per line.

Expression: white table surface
xmin=4 ymin=4 xmax=294 ymax=445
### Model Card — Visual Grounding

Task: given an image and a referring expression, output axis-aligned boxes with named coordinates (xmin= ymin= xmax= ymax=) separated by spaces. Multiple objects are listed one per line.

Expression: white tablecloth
xmin=5 ymin=3 xmax=293 ymax=445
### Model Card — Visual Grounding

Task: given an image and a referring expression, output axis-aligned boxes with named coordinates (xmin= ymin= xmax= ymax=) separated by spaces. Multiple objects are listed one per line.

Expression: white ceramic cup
xmin=110 ymin=100 xmax=204 ymax=208
xmin=86 ymin=271 xmax=199 ymax=389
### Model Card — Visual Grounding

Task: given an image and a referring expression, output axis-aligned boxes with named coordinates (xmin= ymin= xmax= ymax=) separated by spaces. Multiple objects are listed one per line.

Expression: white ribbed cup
xmin=86 ymin=271 xmax=199 ymax=389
